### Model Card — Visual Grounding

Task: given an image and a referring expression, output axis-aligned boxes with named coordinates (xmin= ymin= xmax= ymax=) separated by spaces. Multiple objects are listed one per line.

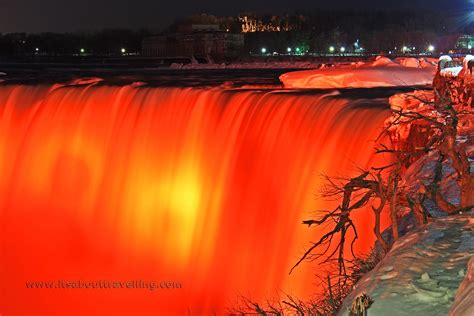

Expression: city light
xmin=261 ymin=47 xmax=267 ymax=54
xmin=329 ymin=46 xmax=335 ymax=53
xmin=295 ymin=47 xmax=301 ymax=53
xmin=80 ymin=48 xmax=85 ymax=53
xmin=35 ymin=47 xmax=39 ymax=52
xmin=428 ymin=45 xmax=435 ymax=52
xmin=121 ymin=48 xmax=126 ymax=54
xmin=287 ymin=47 xmax=292 ymax=53
xmin=402 ymin=46 xmax=408 ymax=53
xmin=340 ymin=46 xmax=345 ymax=52
xmin=469 ymin=44 xmax=473 ymax=50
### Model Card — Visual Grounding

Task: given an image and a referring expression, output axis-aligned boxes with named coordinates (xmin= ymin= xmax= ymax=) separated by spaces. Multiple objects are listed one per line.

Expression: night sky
xmin=0 ymin=0 xmax=468 ymax=32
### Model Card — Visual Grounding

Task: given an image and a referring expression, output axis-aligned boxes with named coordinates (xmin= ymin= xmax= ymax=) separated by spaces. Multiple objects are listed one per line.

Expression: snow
xmin=393 ymin=57 xmax=426 ymax=68
xmin=338 ymin=214 xmax=474 ymax=316
xmin=169 ymin=61 xmax=321 ymax=70
xmin=279 ymin=56 xmax=436 ymax=89
xmin=463 ymin=55 xmax=474 ymax=66
xmin=449 ymin=255 xmax=474 ymax=315
xmin=438 ymin=55 xmax=453 ymax=66
xmin=440 ymin=67 xmax=463 ymax=78
xmin=167 ymin=58 xmax=437 ymax=71
xmin=439 ymin=55 xmax=474 ymax=78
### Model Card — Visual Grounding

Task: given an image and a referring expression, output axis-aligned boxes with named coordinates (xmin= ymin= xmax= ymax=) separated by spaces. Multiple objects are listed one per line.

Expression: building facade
xmin=142 ymin=30 xmax=244 ymax=60
xmin=455 ymin=35 xmax=474 ymax=51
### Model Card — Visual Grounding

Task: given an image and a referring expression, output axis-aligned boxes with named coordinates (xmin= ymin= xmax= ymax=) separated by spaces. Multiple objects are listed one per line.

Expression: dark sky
xmin=0 ymin=0 xmax=468 ymax=32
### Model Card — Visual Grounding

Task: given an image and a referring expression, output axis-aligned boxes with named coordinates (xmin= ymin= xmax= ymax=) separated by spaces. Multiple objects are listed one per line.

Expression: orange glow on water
xmin=0 ymin=84 xmax=390 ymax=315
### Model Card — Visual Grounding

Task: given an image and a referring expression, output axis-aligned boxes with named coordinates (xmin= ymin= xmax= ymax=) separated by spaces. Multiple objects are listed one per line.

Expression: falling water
xmin=0 ymin=83 xmax=390 ymax=315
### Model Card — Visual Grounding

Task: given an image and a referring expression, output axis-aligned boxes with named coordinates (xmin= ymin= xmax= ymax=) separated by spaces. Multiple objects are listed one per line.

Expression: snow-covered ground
xmin=449 ymin=256 xmax=474 ymax=315
xmin=169 ymin=61 xmax=322 ymax=70
xmin=279 ymin=56 xmax=437 ymax=89
xmin=338 ymin=214 xmax=473 ymax=316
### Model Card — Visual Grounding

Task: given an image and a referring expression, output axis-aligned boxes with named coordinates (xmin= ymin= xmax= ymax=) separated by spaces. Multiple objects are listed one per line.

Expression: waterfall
xmin=0 ymin=83 xmax=390 ymax=314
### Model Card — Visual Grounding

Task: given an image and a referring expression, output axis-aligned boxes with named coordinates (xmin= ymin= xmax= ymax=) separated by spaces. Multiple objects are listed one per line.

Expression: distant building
xmin=239 ymin=15 xmax=289 ymax=33
xmin=142 ymin=31 xmax=244 ymax=60
xmin=455 ymin=35 xmax=474 ymax=51
xmin=239 ymin=14 xmax=304 ymax=33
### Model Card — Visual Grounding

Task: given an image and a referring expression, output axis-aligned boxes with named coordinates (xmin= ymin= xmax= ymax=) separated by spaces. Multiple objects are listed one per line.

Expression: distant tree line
xmin=245 ymin=9 xmax=471 ymax=55
xmin=0 ymin=9 xmax=471 ymax=57
xmin=0 ymin=29 xmax=151 ymax=57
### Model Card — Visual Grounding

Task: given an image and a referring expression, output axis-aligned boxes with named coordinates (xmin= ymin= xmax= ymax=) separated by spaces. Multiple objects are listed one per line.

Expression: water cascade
xmin=0 ymin=83 xmax=390 ymax=314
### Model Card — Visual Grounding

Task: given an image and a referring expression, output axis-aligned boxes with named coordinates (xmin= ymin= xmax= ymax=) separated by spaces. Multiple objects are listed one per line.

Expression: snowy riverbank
xmin=279 ymin=56 xmax=437 ymax=89
xmin=337 ymin=214 xmax=473 ymax=316
xmin=169 ymin=60 xmax=322 ymax=70
xmin=337 ymin=68 xmax=473 ymax=315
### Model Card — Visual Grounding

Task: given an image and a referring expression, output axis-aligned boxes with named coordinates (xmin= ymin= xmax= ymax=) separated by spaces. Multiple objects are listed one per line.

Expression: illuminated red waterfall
xmin=0 ymin=83 xmax=390 ymax=315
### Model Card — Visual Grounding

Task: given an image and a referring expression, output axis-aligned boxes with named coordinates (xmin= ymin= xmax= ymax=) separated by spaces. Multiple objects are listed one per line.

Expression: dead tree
xmin=290 ymin=171 xmax=392 ymax=276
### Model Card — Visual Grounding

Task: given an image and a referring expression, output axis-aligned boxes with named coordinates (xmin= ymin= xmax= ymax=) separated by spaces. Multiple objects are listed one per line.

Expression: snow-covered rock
xmin=439 ymin=55 xmax=474 ymax=78
xmin=279 ymin=56 xmax=436 ymax=89
xmin=440 ymin=67 xmax=463 ymax=78
xmin=393 ymin=57 xmax=422 ymax=68
xmin=462 ymin=55 xmax=474 ymax=68
xmin=338 ymin=214 xmax=474 ymax=316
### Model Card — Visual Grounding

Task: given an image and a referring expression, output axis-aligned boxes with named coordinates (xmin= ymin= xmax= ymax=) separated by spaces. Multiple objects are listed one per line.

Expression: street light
xmin=80 ymin=48 xmax=85 ymax=53
xmin=428 ymin=45 xmax=435 ymax=52
xmin=287 ymin=47 xmax=292 ymax=53
xmin=329 ymin=46 xmax=335 ymax=53
xmin=340 ymin=46 xmax=346 ymax=53
xmin=121 ymin=48 xmax=126 ymax=54
xmin=261 ymin=47 xmax=267 ymax=54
